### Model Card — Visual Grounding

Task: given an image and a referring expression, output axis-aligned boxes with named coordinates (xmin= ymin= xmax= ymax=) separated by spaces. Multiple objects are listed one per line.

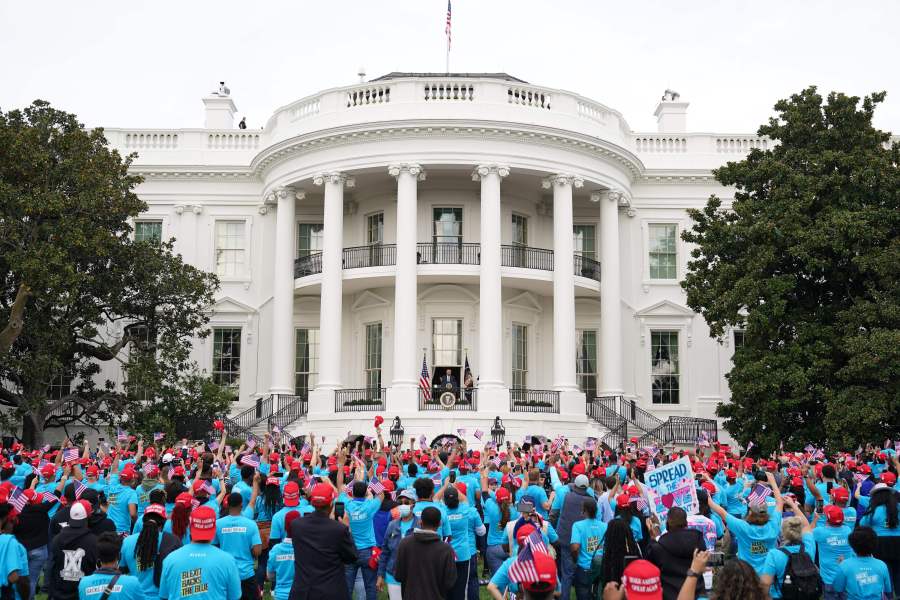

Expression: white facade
xmin=99 ymin=74 xmax=765 ymax=444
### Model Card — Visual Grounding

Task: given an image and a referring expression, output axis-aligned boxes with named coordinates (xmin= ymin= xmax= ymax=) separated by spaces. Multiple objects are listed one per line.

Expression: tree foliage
xmin=682 ymin=87 xmax=900 ymax=451
xmin=0 ymin=101 xmax=221 ymax=446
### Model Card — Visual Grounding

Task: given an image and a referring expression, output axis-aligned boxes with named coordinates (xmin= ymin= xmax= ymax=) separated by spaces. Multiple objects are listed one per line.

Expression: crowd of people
xmin=0 ymin=421 xmax=895 ymax=600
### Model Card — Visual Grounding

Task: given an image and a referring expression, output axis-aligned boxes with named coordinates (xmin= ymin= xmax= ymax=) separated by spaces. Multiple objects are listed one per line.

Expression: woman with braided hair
xmin=120 ymin=504 xmax=181 ymax=600
xmin=163 ymin=493 xmax=193 ymax=545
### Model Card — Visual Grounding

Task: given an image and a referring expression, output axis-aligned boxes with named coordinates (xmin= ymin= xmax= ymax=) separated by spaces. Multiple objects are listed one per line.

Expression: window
xmin=365 ymin=323 xmax=382 ymax=390
xmin=512 ymin=214 xmax=528 ymax=246
xmin=433 ymin=208 xmax=463 ymax=244
xmin=215 ymin=221 xmax=246 ymax=278
xmin=48 ymin=371 xmax=73 ymax=401
xmin=295 ymin=328 xmax=319 ymax=396
xmin=573 ymin=225 xmax=596 ymax=260
xmin=432 ymin=319 xmax=462 ymax=366
xmin=298 ymin=223 xmax=324 ymax=258
xmin=367 ymin=213 xmax=384 ymax=245
xmin=651 ymin=331 xmax=679 ymax=404
xmin=512 ymin=323 xmax=528 ymax=389
xmin=649 ymin=224 xmax=678 ymax=280
xmin=576 ymin=330 xmax=598 ymax=399
xmin=134 ymin=220 xmax=162 ymax=243
xmin=733 ymin=329 xmax=745 ymax=350
xmin=212 ymin=327 xmax=242 ymax=389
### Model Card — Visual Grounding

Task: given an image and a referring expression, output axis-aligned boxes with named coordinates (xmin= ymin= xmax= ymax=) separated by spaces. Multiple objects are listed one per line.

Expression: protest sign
xmin=643 ymin=455 xmax=698 ymax=521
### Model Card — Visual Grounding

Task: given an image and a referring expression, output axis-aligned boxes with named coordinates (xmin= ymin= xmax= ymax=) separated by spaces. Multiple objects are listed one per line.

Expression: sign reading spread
xmin=643 ymin=456 xmax=698 ymax=522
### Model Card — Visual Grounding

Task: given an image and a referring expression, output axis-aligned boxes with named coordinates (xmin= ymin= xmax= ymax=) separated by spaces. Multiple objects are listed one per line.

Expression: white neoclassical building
xmin=99 ymin=73 xmax=764 ymax=446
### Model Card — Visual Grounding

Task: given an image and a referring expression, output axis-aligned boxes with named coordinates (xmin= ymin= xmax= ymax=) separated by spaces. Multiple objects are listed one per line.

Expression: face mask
xmin=397 ymin=504 xmax=412 ymax=518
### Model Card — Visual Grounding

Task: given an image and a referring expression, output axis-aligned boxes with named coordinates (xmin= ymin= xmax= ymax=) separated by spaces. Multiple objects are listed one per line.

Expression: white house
xmin=97 ymin=74 xmax=763 ymax=446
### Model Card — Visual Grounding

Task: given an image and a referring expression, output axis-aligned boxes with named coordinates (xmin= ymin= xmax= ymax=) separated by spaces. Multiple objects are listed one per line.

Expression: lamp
xmin=491 ymin=416 xmax=505 ymax=446
xmin=390 ymin=417 xmax=404 ymax=448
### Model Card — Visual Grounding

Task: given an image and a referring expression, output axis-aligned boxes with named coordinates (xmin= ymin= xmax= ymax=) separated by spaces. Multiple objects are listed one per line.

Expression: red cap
xmin=175 ymin=492 xmax=193 ymax=507
xmin=189 ymin=506 xmax=217 ymax=542
xmin=284 ymin=510 xmax=301 ymax=534
xmin=40 ymin=464 xmax=56 ymax=478
xmin=700 ymin=482 xmax=717 ymax=495
xmin=310 ymin=483 xmax=334 ymax=508
xmin=22 ymin=489 xmax=39 ymax=505
xmin=881 ymin=472 xmax=897 ymax=486
xmin=790 ymin=477 xmax=803 ymax=487
xmin=616 ymin=493 xmax=631 ymax=509
xmin=144 ymin=503 xmax=167 ymax=519
xmin=172 ymin=466 xmax=186 ymax=477
xmin=283 ymin=481 xmax=300 ymax=507
xmin=515 ymin=524 xmax=537 ymax=544
xmin=572 ymin=463 xmax=586 ymax=475
xmin=858 ymin=464 xmax=871 ymax=475
xmin=824 ymin=504 xmax=844 ymax=526
xmin=269 ymin=453 xmax=280 ymax=464
xmin=725 ymin=469 xmax=737 ymax=479
xmin=495 ymin=488 xmax=511 ymax=502
xmin=830 ymin=487 xmax=849 ymax=502
xmin=522 ymin=551 xmax=558 ymax=592
xmin=388 ymin=465 xmax=400 ymax=476
xmin=622 ymin=559 xmax=663 ymax=599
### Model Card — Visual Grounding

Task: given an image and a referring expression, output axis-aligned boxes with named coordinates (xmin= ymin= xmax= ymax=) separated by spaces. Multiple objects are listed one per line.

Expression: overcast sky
xmin=2 ymin=1 xmax=898 ymax=134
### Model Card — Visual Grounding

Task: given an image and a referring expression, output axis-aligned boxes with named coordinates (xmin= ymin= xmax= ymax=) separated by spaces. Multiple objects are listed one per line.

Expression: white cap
xmin=69 ymin=500 xmax=89 ymax=523
xmin=574 ymin=475 xmax=590 ymax=489
xmin=161 ymin=453 xmax=174 ymax=464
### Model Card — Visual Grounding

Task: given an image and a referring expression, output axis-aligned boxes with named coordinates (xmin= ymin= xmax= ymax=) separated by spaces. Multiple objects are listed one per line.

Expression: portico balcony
xmin=293 ymin=246 xmax=601 ymax=282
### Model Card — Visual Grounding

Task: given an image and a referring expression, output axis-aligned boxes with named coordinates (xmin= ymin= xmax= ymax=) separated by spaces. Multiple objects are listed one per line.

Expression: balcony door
xmin=433 ymin=207 xmax=463 ymax=263
xmin=510 ymin=214 xmax=528 ymax=268
xmin=367 ymin=212 xmax=384 ymax=266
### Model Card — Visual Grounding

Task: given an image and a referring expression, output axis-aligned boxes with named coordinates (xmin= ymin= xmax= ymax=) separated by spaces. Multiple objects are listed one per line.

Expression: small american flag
xmin=804 ymin=444 xmax=816 ymax=454
xmin=8 ymin=488 xmax=27 ymax=512
xmin=747 ymin=484 xmax=772 ymax=506
xmin=508 ymin=543 xmax=539 ymax=583
xmin=246 ymin=435 xmax=257 ymax=450
xmin=523 ymin=530 xmax=547 ymax=553
xmin=62 ymin=448 xmax=79 ymax=463
xmin=550 ymin=436 xmax=564 ymax=453
xmin=697 ymin=431 xmax=711 ymax=448
xmin=191 ymin=498 xmax=201 ymax=510
xmin=208 ymin=440 xmax=219 ymax=451
xmin=368 ymin=479 xmax=385 ymax=495
xmin=272 ymin=424 xmax=281 ymax=434
xmin=153 ymin=432 xmax=165 ymax=442
xmin=116 ymin=428 xmax=128 ymax=442
xmin=430 ymin=472 xmax=442 ymax=485
xmin=343 ymin=482 xmax=354 ymax=496
xmin=73 ymin=479 xmax=87 ymax=500
xmin=363 ymin=436 xmax=373 ymax=445
xmin=40 ymin=492 xmax=58 ymax=504
xmin=473 ymin=429 xmax=483 ymax=441
xmin=491 ymin=456 xmax=502 ymax=468
xmin=445 ymin=0 xmax=452 ymax=50
xmin=200 ymin=480 xmax=215 ymax=496
xmin=457 ymin=428 xmax=466 ymax=437
xmin=573 ymin=445 xmax=582 ymax=454
xmin=41 ymin=444 xmax=51 ymax=453
xmin=240 ymin=453 xmax=260 ymax=468
xmin=586 ymin=438 xmax=597 ymax=451
xmin=746 ymin=441 xmax=755 ymax=452
xmin=419 ymin=354 xmax=431 ymax=401
xmin=301 ymin=442 xmax=311 ymax=454
xmin=142 ymin=462 xmax=156 ymax=476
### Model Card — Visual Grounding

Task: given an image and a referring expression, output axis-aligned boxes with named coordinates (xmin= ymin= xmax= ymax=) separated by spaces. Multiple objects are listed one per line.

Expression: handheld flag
xmin=116 ymin=428 xmax=128 ymax=442
xmin=368 ymin=479 xmax=385 ymax=495
xmin=240 ymin=453 xmax=260 ymax=469
xmin=62 ymin=447 xmax=79 ymax=463
xmin=153 ymin=432 xmax=165 ymax=442
xmin=747 ymin=483 xmax=772 ymax=506
xmin=508 ymin=543 xmax=539 ymax=583
xmin=8 ymin=488 xmax=27 ymax=513
xmin=73 ymin=479 xmax=87 ymax=500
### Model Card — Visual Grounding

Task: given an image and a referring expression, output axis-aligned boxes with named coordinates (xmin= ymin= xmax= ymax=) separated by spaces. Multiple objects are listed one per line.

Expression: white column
xmin=268 ymin=187 xmax=302 ymax=396
xmin=473 ymin=164 xmax=509 ymax=389
xmin=313 ymin=172 xmax=354 ymax=389
xmin=598 ymin=190 xmax=625 ymax=395
xmin=389 ymin=163 xmax=424 ymax=388
xmin=544 ymin=174 xmax=583 ymax=391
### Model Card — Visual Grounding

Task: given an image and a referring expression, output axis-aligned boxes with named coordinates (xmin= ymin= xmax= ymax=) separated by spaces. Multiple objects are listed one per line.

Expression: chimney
xmin=202 ymin=81 xmax=237 ymax=129
xmin=654 ymin=89 xmax=688 ymax=133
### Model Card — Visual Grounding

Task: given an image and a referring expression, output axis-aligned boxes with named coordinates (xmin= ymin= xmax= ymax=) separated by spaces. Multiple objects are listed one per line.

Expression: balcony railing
xmin=335 ymin=388 xmax=386 ymax=412
xmin=294 ymin=253 xmax=323 ymax=277
xmin=510 ymin=389 xmax=560 ymax=413
xmin=416 ymin=242 xmax=480 ymax=265
xmin=501 ymin=245 xmax=554 ymax=270
xmin=418 ymin=387 xmax=477 ymax=411
xmin=574 ymin=254 xmax=601 ymax=282
xmin=343 ymin=244 xmax=396 ymax=269
xmin=267 ymin=394 xmax=308 ymax=431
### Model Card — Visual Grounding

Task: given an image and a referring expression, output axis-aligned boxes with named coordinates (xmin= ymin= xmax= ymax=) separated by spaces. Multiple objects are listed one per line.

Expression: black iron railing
xmin=510 ymin=389 xmax=560 ymax=413
xmin=219 ymin=415 xmax=252 ymax=440
xmin=294 ymin=253 xmax=323 ymax=277
xmin=501 ymin=245 xmax=554 ymax=270
xmin=418 ymin=387 xmax=477 ymax=411
xmin=416 ymin=242 xmax=480 ymax=265
xmin=267 ymin=394 xmax=308 ymax=431
xmin=641 ymin=417 xmax=718 ymax=446
xmin=343 ymin=244 xmax=396 ymax=269
xmin=574 ymin=254 xmax=602 ymax=282
xmin=598 ymin=396 xmax=665 ymax=437
xmin=602 ymin=420 xmax=628 ymax=450
xmin=335 ymin=388 xmax=386 ymax=412
xmin=227 ymin=396 xmax=275 ymax=432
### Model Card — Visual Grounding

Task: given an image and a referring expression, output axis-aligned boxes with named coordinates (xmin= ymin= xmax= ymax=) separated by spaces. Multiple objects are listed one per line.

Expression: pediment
xmin=504 ymin=291 xmax=543 ymax=313
xmin=207 ymin=296 xmax=257 ymax=315
xmin=634 ymin=299 xmax=694 ymax=318
xmin=351 ymin=290 xmax=390 ymax=311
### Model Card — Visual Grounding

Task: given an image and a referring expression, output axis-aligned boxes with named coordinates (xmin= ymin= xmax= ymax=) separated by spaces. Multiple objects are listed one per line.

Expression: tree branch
xmin=74 ymin=334 xmax=131 ymax=362
xmin=0 ymin=387 xmax=22 ymax=408
xmin=0 ymin=283 xmax=31 ymax=353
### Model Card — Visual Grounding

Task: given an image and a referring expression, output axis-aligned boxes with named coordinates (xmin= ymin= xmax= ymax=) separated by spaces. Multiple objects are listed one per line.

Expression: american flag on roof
xmin=8 ymin=488 xmax=26 ymax=513
xmin=73 ymin=478 xmax=87 ymax=500
xmin=508 ymin=542 xmax=539 ymax=583
xmin=419 ymin=354 xmax=431 ymax=401
xmin=62 ymin=447 xmax=79 ymax=463
xmin=747 ymin=483 xmax=772 ymax=506
xmin=445 ymin=0 xmax=452 ymax=50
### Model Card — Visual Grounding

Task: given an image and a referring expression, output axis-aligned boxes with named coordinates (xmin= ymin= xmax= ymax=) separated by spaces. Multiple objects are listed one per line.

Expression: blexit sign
xmin=644 ymin=456 xmax=698 ymax=521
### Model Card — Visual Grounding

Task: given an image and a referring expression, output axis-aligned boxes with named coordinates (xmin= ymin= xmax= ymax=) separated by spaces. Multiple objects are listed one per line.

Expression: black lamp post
xmin=491 ymin=416 xmax=505 ymax=446
xmin=390 ymin=417 xmax=404 ymax=447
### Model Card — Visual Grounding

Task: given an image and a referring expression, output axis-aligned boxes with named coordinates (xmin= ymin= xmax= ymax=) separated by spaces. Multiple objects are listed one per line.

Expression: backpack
xmin=777 ymin=547 xmax=822 ymax=600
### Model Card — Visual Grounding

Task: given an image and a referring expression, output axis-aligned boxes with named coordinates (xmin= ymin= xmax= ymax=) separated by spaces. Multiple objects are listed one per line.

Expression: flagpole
xmin=446 ymin=37 xmax=450 ymax=74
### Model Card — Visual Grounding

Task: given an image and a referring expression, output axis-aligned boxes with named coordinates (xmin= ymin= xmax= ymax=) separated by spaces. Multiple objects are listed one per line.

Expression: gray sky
xmin=2 ymin=1 xmax=898 ymax=134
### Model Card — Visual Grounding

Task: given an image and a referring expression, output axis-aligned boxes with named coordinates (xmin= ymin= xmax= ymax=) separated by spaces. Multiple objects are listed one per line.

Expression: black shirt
xmin=14 ymin=503 xmax=53 ymax=550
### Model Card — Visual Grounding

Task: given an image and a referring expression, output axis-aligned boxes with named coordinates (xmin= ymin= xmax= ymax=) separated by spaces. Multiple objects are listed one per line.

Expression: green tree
xmin=0 ymin=101 xmax=221 ymax=446
xmin=682 ymin=87 xmax=900 ymax=451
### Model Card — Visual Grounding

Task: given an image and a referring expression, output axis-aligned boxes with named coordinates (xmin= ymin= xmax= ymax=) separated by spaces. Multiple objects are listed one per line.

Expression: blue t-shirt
xmin=444 ymin=504 xmax=478 ymax=561
xmin=515 ymin=486 xmax=549 ymax=518
xmin=812 ymin=524 xmax=854 ymax=584
xmin=412 ymin=501 xmax=451 ymax=539
xmin=338 ymin=496 xmax=381 ymax=550
xmin=0 ymin=534 xmax=28 ymax=600
xmin=215 ymin=515 xmax=262 ymax=580
xmin=136 ymin=484 xmax=164 ymax=517
xmin=231 ymin=481 xmax=253 ymax=509
xmin=159 ymin=543 xmax=241 ymax=600
xmin=760 ymin=533 xmax=815 ymax=599
xmin=269 ymin=505 xmax=312 ymax=543
xmin=106 ymin=483 xmax=139 ymax=533
xmin=571 ymin=518 xmax=608 ymax=570
xmin=267 ymin=540 xmax=294 ymax=600
xmin=832 ymin=556 xmax=893 ymax=600
xmin=78 ymin=570 xmax=143 ymax=600
xmin=483 ymin=498 xmax=519 ymax=547
xmin=859 ymin=505 xmax=900 ymax=537
xmin=725 ymin=512 xmax=783 ymax=573
xmin=121 ymin=530 xmax=170 ymax=599
xmin=488 ymin=556 xmax=520 ymax=596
